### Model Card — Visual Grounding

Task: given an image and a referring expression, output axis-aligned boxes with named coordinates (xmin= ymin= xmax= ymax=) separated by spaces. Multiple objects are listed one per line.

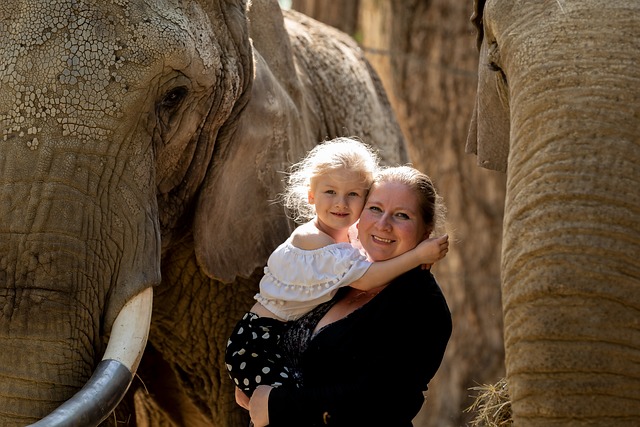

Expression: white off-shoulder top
xmin=254 ymin=238 xmax=372 ymax=321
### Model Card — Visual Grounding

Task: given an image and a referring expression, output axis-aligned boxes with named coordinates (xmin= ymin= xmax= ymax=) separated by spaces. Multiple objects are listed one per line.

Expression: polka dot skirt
xmin=225 ymin=312 xmax=292 ymax=397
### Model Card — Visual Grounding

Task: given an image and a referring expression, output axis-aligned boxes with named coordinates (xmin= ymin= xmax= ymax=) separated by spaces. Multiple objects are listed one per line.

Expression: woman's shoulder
xmin=394 ymin=267 xmax=439 ymax=288
xmin=386 ymin=269 xmax=452 ymax=331
xmin=387 ymin=268 xmax=449 ymax=308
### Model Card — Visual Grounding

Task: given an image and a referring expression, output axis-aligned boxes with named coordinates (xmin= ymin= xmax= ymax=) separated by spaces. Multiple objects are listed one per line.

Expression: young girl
xmin=225 ymin=137 xmax=448 ymax=397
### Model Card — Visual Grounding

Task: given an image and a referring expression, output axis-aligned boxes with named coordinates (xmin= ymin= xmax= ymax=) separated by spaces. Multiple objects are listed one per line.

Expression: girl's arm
xmin=349 ymin=234 xmax=448 ymax=291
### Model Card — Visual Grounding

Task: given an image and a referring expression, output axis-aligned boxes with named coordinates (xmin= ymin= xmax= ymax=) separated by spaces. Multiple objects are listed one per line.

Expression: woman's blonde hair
xmin=282 ymin=137 xmax=380 ymax=223
xmin=373 ymin=165 xmax=447 ymax=236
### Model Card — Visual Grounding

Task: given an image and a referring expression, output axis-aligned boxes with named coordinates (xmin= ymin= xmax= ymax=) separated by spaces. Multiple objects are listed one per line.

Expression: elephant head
xmin=467 ymin=0 xmax=640 ymax=425
xmin=0 ymin=0 xmax=405 ymax=425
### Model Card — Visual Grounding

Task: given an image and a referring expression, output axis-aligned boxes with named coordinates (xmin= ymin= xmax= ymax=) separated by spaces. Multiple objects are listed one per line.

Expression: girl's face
xmin=309 ymin=168 xmax=369 ymax=237
xmin=357 ymin=181 xmax=429 ymax=262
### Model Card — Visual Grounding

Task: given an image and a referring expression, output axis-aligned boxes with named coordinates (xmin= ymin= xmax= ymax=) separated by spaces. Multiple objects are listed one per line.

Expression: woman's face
xmin=357 ymin=181 xmax=430 ymax=262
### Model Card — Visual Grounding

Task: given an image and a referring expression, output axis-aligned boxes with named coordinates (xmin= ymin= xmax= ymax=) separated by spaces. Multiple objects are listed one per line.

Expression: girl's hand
xmin=417 ymin=234 xmax=449 ymax=266
xmin=249 ymin=385 xmax=273 ymax=427
xmin=235 ymin=387 xmax=250 ymax=410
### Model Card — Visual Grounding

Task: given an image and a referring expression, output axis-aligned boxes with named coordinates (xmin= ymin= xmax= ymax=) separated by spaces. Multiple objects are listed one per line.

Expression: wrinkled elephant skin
xmin=0 ymin=0 xmax=405 ymax=425
xmin=467 ymin=1 xmax=640 ymax=426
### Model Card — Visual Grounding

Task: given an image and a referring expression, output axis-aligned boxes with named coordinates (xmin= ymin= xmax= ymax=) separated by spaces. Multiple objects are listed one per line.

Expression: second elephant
xmin=467 ymin=0 xmax=640 ymax=425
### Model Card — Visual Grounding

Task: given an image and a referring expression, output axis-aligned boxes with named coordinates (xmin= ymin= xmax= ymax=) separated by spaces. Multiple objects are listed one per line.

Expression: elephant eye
xmin=487 ymin=61 xmax=501 ymax=72
xmin=159 ymin=86 xmax=188 ymax=110
xmin=486 ymin=41 xmax=508 ymax=86
xmin=486 ymin=42 xmax=506 ymax=73
xmin=487 ymin=42 xmax=502 ymax=71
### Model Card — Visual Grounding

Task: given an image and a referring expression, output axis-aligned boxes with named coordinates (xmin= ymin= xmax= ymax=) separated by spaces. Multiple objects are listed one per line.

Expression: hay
xmin=465 ymin=377 xmax=512 ymax=427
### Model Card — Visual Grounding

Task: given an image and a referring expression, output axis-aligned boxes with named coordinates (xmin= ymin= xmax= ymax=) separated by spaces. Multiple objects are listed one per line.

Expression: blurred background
xmin=280 ymin=1 xmax=507 ymax=426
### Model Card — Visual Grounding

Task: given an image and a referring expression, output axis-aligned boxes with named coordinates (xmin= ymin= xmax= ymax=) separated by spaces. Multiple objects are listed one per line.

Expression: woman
xmin=244 ymin=166 xmax=452 ymax=426
xmin=226 ymin=139 xmax=448 ymax=398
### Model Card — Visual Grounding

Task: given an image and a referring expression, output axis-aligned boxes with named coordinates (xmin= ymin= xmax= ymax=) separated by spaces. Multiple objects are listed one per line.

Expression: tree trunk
xmin=289 ymin=1 xmax=507 ymax=426
xmin=290 ymin=0 xmax=359 ymax=36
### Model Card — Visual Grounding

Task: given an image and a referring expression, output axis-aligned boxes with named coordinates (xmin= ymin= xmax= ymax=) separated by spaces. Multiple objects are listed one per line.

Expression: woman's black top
xmin=268 ymin=267 xmax=452 ymax=426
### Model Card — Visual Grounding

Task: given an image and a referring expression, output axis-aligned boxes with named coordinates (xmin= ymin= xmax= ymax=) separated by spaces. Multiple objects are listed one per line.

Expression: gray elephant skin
xmin=467 ymin=1 xmax=640 ymax=426
xmin=0 ymin=0 xmax=405 ymax=425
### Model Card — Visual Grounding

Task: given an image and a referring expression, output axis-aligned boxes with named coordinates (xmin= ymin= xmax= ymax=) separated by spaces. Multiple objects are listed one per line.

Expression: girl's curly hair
xmin=281 ymin=137 xmax=380 ymax=223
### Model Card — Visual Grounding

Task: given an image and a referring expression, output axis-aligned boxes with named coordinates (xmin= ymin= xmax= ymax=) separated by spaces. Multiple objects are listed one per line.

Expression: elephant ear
xmin=471 ymin=0 xmax=486 ymax=50
xmin=466 ymin=0 xmax=510 ymax=172
xmin=194 ymin=1 xmax=311 ymax=283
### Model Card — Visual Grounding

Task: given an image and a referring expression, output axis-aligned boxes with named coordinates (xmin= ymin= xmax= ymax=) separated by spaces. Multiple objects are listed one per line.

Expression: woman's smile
xmin=358 ymin=181 xmax=429 ymax=262
xmin=371 ymin=235 xmax=393 ymax=244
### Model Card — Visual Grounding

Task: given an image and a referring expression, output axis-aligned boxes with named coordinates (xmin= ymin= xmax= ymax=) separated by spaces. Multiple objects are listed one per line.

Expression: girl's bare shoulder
xmin=290 ymin=221 xmax=335 ymax=250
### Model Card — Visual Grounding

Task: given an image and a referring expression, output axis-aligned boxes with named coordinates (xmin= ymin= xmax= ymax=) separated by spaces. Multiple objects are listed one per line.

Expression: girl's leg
xmin=225 ymin=312 xmax=291 ymax=396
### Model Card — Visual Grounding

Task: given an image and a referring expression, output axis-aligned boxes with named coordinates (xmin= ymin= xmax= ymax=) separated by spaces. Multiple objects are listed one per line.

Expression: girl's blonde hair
xmin=282 ymin=137 xmax=380 ymax=223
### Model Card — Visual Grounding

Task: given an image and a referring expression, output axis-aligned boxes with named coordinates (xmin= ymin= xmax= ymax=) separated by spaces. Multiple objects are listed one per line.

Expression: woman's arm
xmin=249 ymin=386 xmax=271 ymax=427
xmin=264 ymin=365 xmax=428 ymax=426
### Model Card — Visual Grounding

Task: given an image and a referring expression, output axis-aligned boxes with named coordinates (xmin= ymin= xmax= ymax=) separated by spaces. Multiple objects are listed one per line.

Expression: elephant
xmin=0 ymin=0 xmax=406 ymax=425
xmin=467 ymin=0 xmax=640 ymax=426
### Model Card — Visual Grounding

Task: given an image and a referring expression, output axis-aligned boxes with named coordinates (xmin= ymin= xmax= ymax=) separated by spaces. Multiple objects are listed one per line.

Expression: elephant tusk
xmin=29 ymin=287 xmax=153 ymax=427
xmin=101 ymin=286 xmax=153 ymax=372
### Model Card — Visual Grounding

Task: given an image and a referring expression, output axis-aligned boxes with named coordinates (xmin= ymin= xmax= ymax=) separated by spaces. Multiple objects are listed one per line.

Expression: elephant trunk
xmin=502 ymin=14 xmax=640 ymax=424
xmin=29 ymin=287 xmax=153 ymax=427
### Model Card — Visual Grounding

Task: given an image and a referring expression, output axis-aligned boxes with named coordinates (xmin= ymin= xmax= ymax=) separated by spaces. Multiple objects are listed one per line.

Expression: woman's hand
xmin=249 ymin=385 xmax=273 ymax=427
xmin=235 ymin=387 xmax=250 ymax=410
